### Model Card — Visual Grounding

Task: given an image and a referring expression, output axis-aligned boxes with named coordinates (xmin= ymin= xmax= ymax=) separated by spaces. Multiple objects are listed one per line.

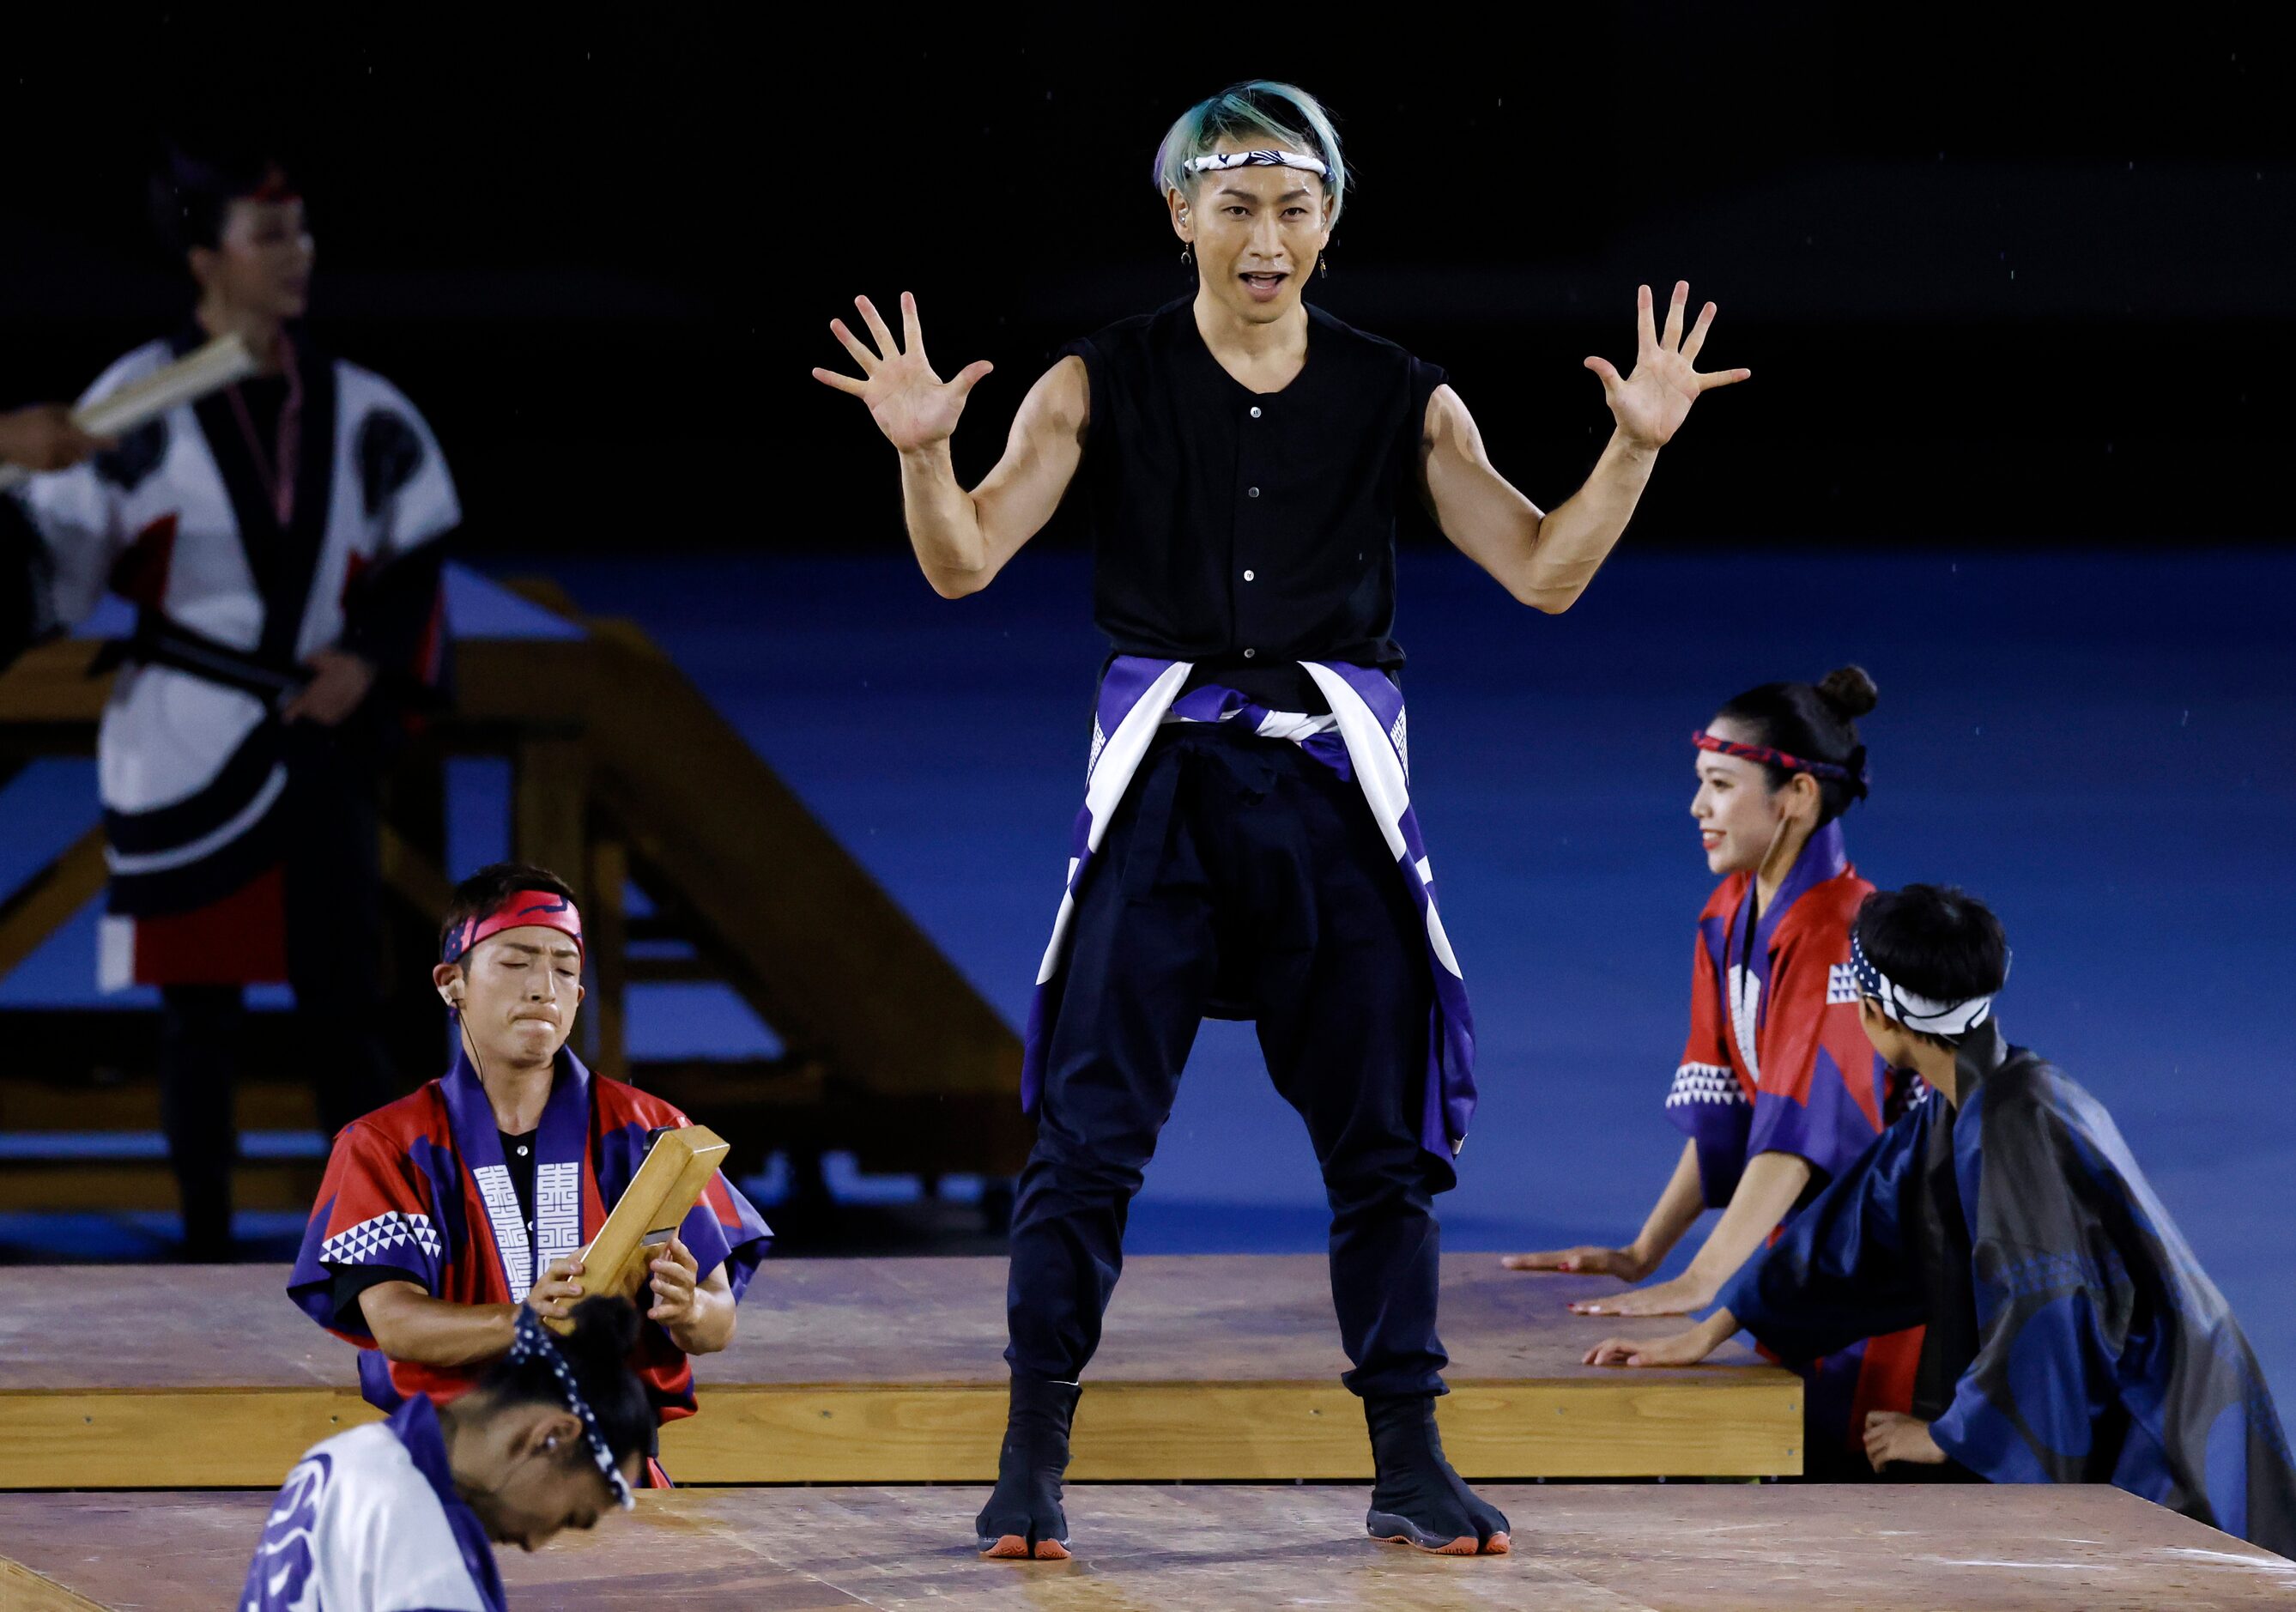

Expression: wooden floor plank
xmin=0 ymin=1484 xmax=2287 ymax=1610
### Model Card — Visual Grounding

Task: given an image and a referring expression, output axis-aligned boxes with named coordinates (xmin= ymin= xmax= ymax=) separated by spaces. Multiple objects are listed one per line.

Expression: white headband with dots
xmin=506 ymin=1308 xmax=636 ymax=1510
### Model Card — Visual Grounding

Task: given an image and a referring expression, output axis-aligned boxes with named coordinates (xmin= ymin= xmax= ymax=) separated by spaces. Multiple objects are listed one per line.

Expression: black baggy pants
xmin=1005 ymin=724 xmax=1454 ymax=1399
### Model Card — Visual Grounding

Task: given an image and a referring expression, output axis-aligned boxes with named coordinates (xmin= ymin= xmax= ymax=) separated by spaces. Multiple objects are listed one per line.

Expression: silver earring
xmin=1180 ymin=245 xmax=1192 ymax=267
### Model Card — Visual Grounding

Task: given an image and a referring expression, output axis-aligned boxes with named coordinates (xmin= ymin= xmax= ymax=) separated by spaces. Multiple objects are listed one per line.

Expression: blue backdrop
xmin=3 ymin=547 xmax=2288 ymax=1415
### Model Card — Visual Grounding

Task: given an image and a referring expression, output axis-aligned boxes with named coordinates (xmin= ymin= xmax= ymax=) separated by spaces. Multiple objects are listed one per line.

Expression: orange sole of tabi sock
xmin=1372 ymin=1528 xmax=1512 ymax=1556
xmin=980 ymin=1534 xmax=1071 ymax=1560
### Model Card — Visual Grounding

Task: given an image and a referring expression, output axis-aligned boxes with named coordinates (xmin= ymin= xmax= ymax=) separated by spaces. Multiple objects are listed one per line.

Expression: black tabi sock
xmin=1363 ymin=1392 xmax=1511 ymax=1548
xmin=974 ymin=1376 xmax=1081 ymax=1551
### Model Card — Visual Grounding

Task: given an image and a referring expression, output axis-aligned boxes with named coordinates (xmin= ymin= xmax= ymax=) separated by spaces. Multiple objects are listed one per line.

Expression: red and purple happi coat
xmin=288 ymin=1045 xmax=771 ymax=1425
xmin=1664 ymin=818 xmax=1925 ymax=1453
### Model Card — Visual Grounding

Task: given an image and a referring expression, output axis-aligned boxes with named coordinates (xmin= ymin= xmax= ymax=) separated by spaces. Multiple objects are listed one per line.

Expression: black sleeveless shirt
xmin=1063 ymin=299 xmax=1445 ymax=710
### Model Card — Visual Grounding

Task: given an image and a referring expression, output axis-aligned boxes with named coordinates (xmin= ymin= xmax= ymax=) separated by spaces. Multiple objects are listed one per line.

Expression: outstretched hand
xmin=811 ymin=291 xmax=994 ymax=454
xmin=1568 ymin=1274 xmax=1711 ymax=1318
xmin=1584 ymin=281 xmax=1749 ymax=450
xmin=1582 ymin=1324 xmax=1715 ymax=1369
xmin=1501 ymin=1245 xmax=1654 ymax=1281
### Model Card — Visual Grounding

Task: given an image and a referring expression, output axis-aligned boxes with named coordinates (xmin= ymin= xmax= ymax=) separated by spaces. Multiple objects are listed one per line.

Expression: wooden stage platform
xmin=0 ymin=1256 xmax=1799 ymax=1488
xmin=3 ymin=1483 xmax=2289 ymax=1609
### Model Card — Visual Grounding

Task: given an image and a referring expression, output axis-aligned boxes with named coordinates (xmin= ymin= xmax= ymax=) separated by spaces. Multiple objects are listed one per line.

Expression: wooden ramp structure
xmin=0 ymin=570 xmax=1029 ymax=1211
xmin=3 ymin=1484 xmax=2288 ymax=1610
xmin=0 ymin=1257 xmax=1798 ymax=1488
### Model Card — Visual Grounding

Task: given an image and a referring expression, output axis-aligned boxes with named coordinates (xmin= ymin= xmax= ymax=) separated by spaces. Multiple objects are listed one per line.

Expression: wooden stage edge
xmin=0 ymin=1256 xmax=1802 ymax=1488
xmin=0 ymin=1375 xmax=1797 ymax=1488
xmin=2 ymin=1484 xmax=2291 ymax=1611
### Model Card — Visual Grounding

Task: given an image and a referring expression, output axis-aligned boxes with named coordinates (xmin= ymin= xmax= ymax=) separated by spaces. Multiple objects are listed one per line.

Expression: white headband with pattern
xmin=1182 ymin=148 xmax=1330 ymax=179
xmin=1850 ymin=934 xmax=2003 ymax=1037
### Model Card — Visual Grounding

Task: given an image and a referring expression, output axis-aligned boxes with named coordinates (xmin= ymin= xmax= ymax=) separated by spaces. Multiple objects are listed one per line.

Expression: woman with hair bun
xmin=239 ymin=1295 xmax=651 ymax=1612
xmin=1506 ymin=666 xmax=1925 ymax=1475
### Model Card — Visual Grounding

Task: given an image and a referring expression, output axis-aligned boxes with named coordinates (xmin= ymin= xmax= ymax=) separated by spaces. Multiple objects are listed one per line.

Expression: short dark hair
xmin=148 ymin=140 xmax=294 ymax=259
xmin=439 ymin=862 xmax=580 ymax=966
xmin=1713 ymin=665 xmax=1877 ymax=825
xmin=476 ymin=1296 xmax=653 ymax=1474
xmin=1854 ymin=884 xmax=2010 ymax=1041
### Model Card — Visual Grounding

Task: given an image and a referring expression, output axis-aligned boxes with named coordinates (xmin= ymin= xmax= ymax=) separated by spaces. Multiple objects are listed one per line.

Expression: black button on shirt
xmin=1064 ymin=299 xmax=1445 ymax=711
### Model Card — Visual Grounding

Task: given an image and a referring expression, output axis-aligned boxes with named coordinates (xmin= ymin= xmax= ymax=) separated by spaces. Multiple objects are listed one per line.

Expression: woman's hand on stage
xmin=0 ymin=403 xmax=111 ymax=471
xmin=812 ymin=292 xmax=994 ymax=455
xmin=283 ymin=648 xmax=377 ymax=726
xmin=1583 ymin=1312 xmax=1731 ymax=1369
xmin=1863 ymin=1411 xmax=1946 ymax=1471
xmin=1584 ymin=282 xmax=1750 ymax=451
xmin=1501 ymin=1244 xmax=1655 ymax=1281
xmin=524 ymin=1256 xmax=586 ymax=1322
xmin=1568 ymin=1274 xmax=1713 ymax=1317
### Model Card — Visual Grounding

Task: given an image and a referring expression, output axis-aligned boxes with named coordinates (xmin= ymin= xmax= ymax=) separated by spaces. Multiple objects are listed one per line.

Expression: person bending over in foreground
xmin=1507 ymin=668 xmax=1924 ymax=1475
xmin=1586 ymin=884 xmax=2296 ymax=1554
xmin=241 ymin=1295 xmax=651 ymax=1612
xmin=288 ymin=863 xmax=772 ymax=1482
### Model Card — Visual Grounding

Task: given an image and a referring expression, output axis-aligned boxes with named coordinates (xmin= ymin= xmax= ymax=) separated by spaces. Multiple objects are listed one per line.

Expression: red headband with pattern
xmin=441 ymin=889 xmax=584 ymax=963
xmin=1693 ymin=730 xmax=1869 ymax=792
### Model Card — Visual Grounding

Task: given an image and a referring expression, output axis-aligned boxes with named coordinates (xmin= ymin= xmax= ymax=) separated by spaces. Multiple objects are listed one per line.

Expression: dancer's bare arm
xmin=1503 ymin=1138 xmax=1705 ymax=1279
xmin=813 ymin=292 xmax=1087 ymax=598
xmin=1421 ymin=281 xmax=1750 ymax=613
xmin=1569 ymin=1150 xmax=1811 ymax=1318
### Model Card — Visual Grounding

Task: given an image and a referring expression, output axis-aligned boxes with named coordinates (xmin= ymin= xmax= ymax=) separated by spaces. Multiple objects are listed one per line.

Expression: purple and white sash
xmin=1021 ymin=656 xmax=1476 ymax=1160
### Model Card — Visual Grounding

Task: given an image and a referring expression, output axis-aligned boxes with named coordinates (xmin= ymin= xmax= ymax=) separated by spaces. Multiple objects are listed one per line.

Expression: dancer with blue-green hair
xmin=814 ymin=77 xmax=1750 ymax=1561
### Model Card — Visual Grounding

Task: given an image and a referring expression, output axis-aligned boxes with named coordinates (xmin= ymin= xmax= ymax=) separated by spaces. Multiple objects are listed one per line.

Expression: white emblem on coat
xmin=1727 ymin=964 xmax=1763 ymax=1084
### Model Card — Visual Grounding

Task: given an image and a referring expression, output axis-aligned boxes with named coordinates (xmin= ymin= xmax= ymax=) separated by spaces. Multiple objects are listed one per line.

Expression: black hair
xmin=1854 ymin=884 xmax=2011 ymax=1043
xmin=148 ymin=140 xmax=294 ymax=260
xmin=439 ymin=861 xmax=580 ymax=966
xmin=1713 ymin=664 xmax=1878 ymax=824
xmin=476 ymin=1296 xmax=653 ymax=1474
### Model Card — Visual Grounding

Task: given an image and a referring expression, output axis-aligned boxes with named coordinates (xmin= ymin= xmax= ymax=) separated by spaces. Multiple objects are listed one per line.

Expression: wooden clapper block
xmin=548 ymin=1125 xmax=728 ymax=1333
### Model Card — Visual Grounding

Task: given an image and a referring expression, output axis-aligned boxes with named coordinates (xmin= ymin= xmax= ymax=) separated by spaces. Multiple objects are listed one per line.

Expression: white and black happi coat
xmin=3 ymin=330 xmax=457 ymax=978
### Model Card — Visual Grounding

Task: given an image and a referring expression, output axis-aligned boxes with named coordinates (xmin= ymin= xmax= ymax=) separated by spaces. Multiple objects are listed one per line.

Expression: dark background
xmin=4 ymin=6 xmax=2289 ymax=552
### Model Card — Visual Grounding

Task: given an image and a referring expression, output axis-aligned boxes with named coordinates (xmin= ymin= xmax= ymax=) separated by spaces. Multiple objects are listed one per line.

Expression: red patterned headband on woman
xmin=1693 ymin=730 xmax=1867 ymax=790
xmin=441 ymin=889 xmax=585 ymax=964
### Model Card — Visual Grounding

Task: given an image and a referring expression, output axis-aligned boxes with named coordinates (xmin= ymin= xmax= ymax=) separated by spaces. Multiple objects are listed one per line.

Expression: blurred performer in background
xmin=240 ymin=1296 xmax=651 ymax=1612
xmin=0 ymin=141 xmax=458 ymax=1258
xmin=815 ymin=80 xmax=1748 ymax=1558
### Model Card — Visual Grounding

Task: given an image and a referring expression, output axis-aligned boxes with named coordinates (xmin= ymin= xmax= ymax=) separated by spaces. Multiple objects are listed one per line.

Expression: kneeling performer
xmin=1587 ymin=884 xmax=2296 ymax=1556
xmin=288 ymin=863 xmax=772 ymax=1479
xmin=813 ymin=79 xmax=1748 ymax=1557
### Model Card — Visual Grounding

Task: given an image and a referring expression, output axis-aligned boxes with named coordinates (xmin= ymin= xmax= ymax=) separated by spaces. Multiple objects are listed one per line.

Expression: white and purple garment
xmin=1022 ymin=655 xmax=1475 ymax=1159
xmin=239 ymin=1394 xmax=504 ymax=1612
